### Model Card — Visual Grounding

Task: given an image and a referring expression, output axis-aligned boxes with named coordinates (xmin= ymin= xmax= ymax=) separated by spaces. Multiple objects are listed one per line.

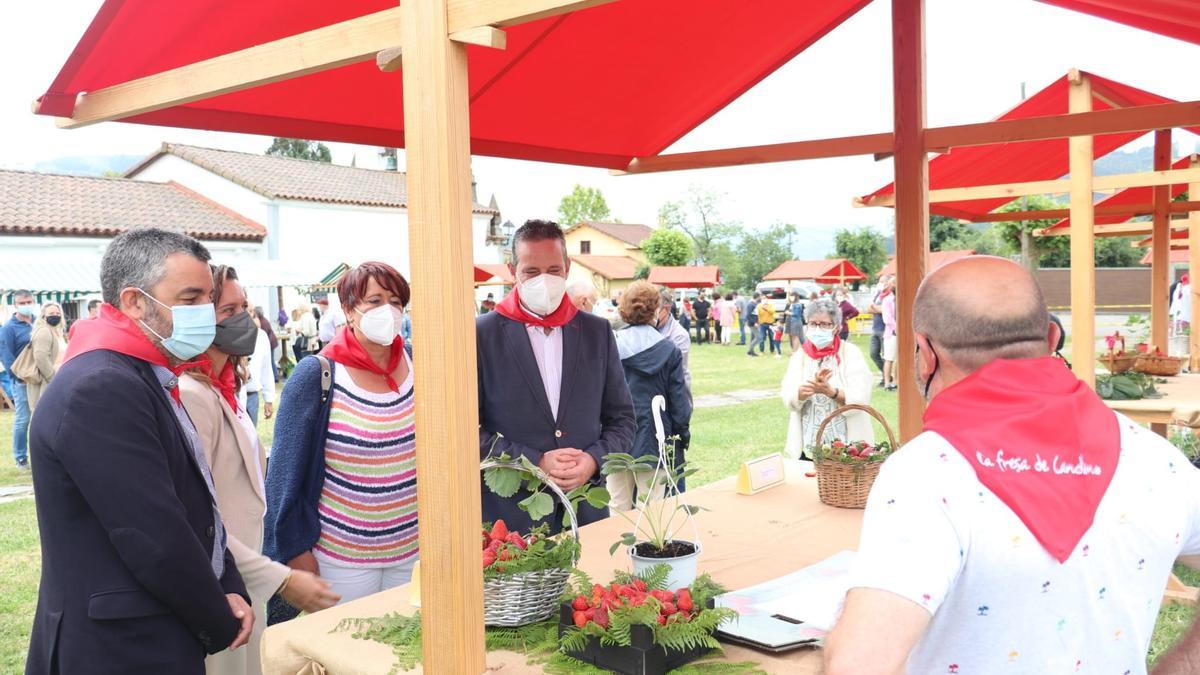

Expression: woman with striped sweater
xmin=264 ymin=262 xmax=417 ymax=610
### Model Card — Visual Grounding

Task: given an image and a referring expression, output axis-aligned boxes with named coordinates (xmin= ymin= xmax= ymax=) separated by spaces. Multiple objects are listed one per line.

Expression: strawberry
xmin=498 ymin=546 xmax=514 ymax=561
xmin=482 ymin=550 xmax=496 ymax=568
xmin=656 ymin=615 xmax=667 ymax=625
xmin=507 ymin=532 xmax=528 ymax=550
xmin=804 ymin=471 xmax=817 ymax=478
xmin=573 ymin=611 xmax=588 ymax=628
xmin=572 ymin=595 xmax=589 ymax=611
xmin=482 ymin=531 xmax=490 ymax=548
xmin=593 ymin=607 xmax=610 ymax=629
xmin=661 ymin=601 xmax=677 ymax=615
xmin=490 ymin=519 xmax=508 ymax=542
xmin=487 ymin=539 xmax=502 ymax=553
xmin=633 ymin=579 xmax=647 ymax=592
xmin=651 ymin=590 xmax=674 ymax=604
xmin=676 ymin=590 xmax=694 ymax=612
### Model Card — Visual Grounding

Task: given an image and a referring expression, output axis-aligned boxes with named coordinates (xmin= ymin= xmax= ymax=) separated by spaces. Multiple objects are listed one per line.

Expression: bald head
xmin=567 ymin=280 xmax=598 ymax=313
xmin=914 ymin=256 xmax=1052 ymax=373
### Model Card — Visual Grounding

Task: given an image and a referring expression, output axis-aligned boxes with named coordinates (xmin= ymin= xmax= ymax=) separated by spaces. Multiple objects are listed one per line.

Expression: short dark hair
xmin=337 ymin=261 xmax=411 ymax=310
xmin=87 ymin=299 xmax=101 ymax=311
xmin=511 ymin=219 xmax=567 ymax=263
xmin=12 ymin=289 xmax=32 ymax=301
xmin=100 ymin=228 xmax=211 ymax=305
xmin=209 ymin=264 xmax=240 ymax=305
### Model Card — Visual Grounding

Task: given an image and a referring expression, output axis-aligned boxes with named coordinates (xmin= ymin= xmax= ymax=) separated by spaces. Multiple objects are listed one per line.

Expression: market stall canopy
xmin=1037 ymin=155 xmax=1196 ymax=235
xmin=0 ymin=255 xmax=101 ymax=304
xmin=762 ymin=258 xmax=866 ymax=284
xmin=858 ymin=72 xmax=1200 ymax=220
xmin=647 ymin=265 xmax=721 ymax=289
xmin=878 ymin=249 xmax=975 ymax=277
xmin=35 ymin=0 xmax=874 ymax=170
xmin=1038 ymin=0 xmax=1200 ymax=45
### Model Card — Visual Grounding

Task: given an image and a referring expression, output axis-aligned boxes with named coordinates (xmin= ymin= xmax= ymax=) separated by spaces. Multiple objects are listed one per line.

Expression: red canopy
xmin=762 ymin=258 xmax=866 ymax=284
xmin=1134 ymin=229 xmax=1189 ymax=248
xmin=878 ymin=249 xmax=975 ymax=277
xmin=1040 ymin=156 xmax=1194 ymax=234
xmin=1140 ymin=247 xmax=1191 ymax=265
xmin=36 ymin=0 xmax=871 ymax=170
xmin=473 ymin=263 xmax=513 ymax=284
xmin=647 ymin=266 xmax=721 ymax=289
xmin=1038 ymin=0 xmax=1200 ymax=45
xmin=861 ymin=72 xmax=1200 ymax=220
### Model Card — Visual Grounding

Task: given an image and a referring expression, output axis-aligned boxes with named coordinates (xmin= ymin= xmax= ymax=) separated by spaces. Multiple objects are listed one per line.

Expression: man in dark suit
xmin=478 ymin=220 xmax=636 ymax=531
xmin=26 ymin=228 xmax=252 ymax=675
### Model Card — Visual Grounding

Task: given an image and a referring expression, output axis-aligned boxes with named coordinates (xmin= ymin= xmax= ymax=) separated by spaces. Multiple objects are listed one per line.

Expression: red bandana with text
xmin=320 ymin=326 xmax=405 ymax=392
xmin=63 ymin=304 xmax=195 ymax=402
xmin=494 ymin=287 xmax=578 ymax=329
xmin=923 ymin=357 xmax=1120 ymax=563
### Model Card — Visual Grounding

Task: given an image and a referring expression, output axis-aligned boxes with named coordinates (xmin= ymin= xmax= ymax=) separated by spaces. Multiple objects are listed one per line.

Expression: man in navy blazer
xmin=478 ymin=220 xmax=635 ymax=531
xmin=26 ymin=229 xmax=251 ymax=675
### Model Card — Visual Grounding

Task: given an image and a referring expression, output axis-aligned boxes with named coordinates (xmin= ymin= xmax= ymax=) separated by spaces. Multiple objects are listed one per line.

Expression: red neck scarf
xmin=63 ymin=304 xmax=197 ymax=403
xmin=802 ymin=334 xmax=842 ymax=364
xmin=320 ymin=326 xmax=405 ymax=392
xmin=494 ymin=287 xmax=578 ymax=329
xmin=923 ymin=357 xmax=1120 ymax=563
xmin=182 ymin=357 xmax=239 ymax=413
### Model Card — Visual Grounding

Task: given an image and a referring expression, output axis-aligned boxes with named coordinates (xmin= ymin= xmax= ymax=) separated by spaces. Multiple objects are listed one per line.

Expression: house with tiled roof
xmin=0 ymin=169 xmax=266 ymax=307
xmin=562 ymin=221 xmax=653 ymax=298
xmin=125 ymin=142 xmax=510 ymax=309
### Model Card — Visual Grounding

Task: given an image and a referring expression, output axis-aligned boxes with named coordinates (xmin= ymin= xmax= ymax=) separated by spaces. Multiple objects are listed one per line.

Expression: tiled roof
xmin=570 ymin=255 xmax=640 ymax=280
xmin=567 ymin=221 xmax=654 ymax=248
xmin=0 ymin=169 xmax=265 ymax=241
xmin=128 ymin=143 xmax=499 ymax=214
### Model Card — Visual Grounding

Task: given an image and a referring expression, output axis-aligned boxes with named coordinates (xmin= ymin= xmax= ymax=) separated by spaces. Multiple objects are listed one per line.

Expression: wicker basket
xmin=1099 ymin=333 xmax=1138 ymax=374
xmin=812 ymin=404 xmax=898 ymax=509
xmin=1134 ymin=353 xmax=1184 ymax=377
xmin=480 ymin=458 xmax=579 ymax=627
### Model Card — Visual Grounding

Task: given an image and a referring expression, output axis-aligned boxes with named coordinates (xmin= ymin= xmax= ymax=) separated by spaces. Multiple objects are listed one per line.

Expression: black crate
xmin=557 ymin=604 xmax=710 ymax=675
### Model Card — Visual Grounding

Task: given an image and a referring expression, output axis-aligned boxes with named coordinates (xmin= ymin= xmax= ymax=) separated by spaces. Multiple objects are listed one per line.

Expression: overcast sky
xmin=3 ymin=0 xmax=1198 ymax=257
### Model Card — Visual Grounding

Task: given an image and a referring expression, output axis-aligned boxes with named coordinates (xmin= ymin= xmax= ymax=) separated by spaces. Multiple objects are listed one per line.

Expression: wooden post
xmin=1151 ymin=129 xmax=1171 ymax=352
xmin=1068 ymin=71 xmax=1096 ymax=387
xmin=1190 ymin=155 xmax=1200 ymax=372
xmin=400 ymin=0 xmax=486 ymax=671
xmin=892 ymin=0 xmax=928 ymax=442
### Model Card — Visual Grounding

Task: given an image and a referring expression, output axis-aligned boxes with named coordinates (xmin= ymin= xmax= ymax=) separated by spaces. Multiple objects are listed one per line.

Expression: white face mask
xmin=356 ymin=305 xmax=404 ymax=346
xmin=519 ymin=273 xmax=566 ymax=316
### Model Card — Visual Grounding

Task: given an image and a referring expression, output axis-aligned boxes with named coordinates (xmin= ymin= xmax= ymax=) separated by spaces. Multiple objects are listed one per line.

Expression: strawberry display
xmin=568 ymin=582 xmax=702 ymax=628
xmin=817 ymin=439 xmax=893 ymax=465
xmin=480 ymin=520 xmax=578 ymax=577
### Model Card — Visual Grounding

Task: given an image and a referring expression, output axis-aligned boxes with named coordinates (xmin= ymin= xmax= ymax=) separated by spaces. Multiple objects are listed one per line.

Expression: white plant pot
xmin=629 ymin=540 xmax=702 ymax=590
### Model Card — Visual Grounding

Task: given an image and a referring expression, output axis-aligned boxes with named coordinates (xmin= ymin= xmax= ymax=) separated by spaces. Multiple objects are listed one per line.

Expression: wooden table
xmin=1103 ymin=373 xmax=1200 ymax=430
xmin=260 ymin=461 xmax=863 ymax=674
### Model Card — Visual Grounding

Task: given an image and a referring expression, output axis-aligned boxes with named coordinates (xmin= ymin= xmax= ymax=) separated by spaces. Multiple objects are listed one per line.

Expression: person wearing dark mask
xmin=180 ymin=265 xmax=339 ymax=675
xmin=780 ymin=299 xmax=874 ymax=460
xmin=25 ymin=302 xmax=66 ymax=411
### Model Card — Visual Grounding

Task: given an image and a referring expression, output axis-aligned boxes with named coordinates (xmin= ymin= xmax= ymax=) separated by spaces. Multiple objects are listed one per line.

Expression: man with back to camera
xmin=476 ymin=220 xmax=636 ymax=531
xmin=26 ymin=228 xmax=252 ymax=674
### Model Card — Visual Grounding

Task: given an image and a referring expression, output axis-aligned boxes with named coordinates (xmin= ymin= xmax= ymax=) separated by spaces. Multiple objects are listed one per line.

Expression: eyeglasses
xmin=807 ymin=321 xmax=835 ymax=330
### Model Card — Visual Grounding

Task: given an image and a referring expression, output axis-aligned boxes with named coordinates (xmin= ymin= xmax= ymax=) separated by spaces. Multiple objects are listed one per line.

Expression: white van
xmin=755 ymin=280 xmax=822 ymax=314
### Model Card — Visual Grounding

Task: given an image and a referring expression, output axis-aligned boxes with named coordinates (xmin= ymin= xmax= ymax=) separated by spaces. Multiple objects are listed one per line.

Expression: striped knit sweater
xmin=314 ymin=359 xmax=417 ymax=568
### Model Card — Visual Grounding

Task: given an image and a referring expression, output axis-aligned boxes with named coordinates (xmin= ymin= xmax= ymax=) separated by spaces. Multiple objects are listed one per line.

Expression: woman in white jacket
xmin=781 ymin=299 xmax=875 ymax=459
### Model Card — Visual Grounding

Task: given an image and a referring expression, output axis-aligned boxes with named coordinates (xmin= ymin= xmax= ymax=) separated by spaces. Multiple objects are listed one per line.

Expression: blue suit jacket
xmin=25 ymin=350 xmax=247 ymax=675
xmin=477 ymin=310 xmax=635 ymax=531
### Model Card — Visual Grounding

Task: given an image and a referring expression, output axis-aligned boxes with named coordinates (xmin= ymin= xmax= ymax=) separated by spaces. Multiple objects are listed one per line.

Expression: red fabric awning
xmin=36 ymin=0 xmax=871 ymax=170
xmin=474 ymin=264 xmax=513 ymax=284
xmin=860 ymin=72 xmax=1200 ymax=220
xmin=1038 ymin=0 xmax=1200 ymax=45
xmin=1133 ymin=229 xmax=1189 ymax=248
xmin=647 ymin=266 xmax=721 ymax=289
xmin=762 ymin=258 xmax=866 ymax=284
xmin=1040 ymin=156 xmax=1194 ymax=234
xmin=878 ymin=250 xmax=976 ymax=277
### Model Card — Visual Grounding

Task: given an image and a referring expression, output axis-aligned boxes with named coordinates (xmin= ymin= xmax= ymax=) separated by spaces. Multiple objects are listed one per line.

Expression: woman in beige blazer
xmin=181 ymin=265 xmax=339 ymax=675
xmin=26 ymin=302 xmax=65 ymax=409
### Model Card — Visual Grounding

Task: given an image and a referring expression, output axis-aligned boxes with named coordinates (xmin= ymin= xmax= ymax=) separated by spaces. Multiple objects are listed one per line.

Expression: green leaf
xmin=519 ymin=455 xmax=540 ymax=474
xmin=520 ymin=491 xmax=555 ymax=522
xmin=483 ymin=467 xmax=523 ymax=498
xmin=585 ymin=487 xmax=611 ymax=509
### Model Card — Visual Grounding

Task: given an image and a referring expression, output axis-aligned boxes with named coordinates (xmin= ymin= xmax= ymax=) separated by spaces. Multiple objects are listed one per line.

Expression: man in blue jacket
xmin=478 ymin=220 xmax=636 ymax=531
xmin=0 ymin=289 xmax=36 ymax=469
xmin=26 ymin=228 xmax=251 ymax=674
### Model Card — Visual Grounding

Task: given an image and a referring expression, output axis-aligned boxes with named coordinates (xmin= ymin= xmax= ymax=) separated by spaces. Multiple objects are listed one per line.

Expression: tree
xmin=993 ymin=195 xmax=1068 ymax=269
xmin=728 ymin=223 xmax=797 ymax=291
xmin=833 ymin=227 xmax=888 ymax=282
xmin=557 ymin=185 xmax=611 ymax=226
xmin=657 ymin=186 xmax=739 ymax=264
xmin=266 ymin=138 xmax=332 ymax=162
xmin=641 ymin=228 xmax=694 ymax=267
xmin=929 ymin=215 xmax=976 ymax=252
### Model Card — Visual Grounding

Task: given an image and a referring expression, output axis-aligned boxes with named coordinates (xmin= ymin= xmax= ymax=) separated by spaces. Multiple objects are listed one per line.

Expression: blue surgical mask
xmin=807 ymin=328 xmax=835 ymax=348
xmin=15 ymin=304 xmax=36 ymax=318
xmin=138 ymin=290 xmax=216 ymax=361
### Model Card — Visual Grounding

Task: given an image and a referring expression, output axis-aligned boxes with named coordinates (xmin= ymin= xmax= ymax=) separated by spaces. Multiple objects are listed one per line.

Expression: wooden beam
xmin=892 ymin=0 xmax=928 ymax=443
xmin=55 ymin=8 xmax=404 ymax=129
xmin=1190 ymin=155 xmax=1200 ymax=372
xmin=1069 ymin=74 xmax=1096 ymax=387
xmin=980 ymin=201 xmax=1200 ymax=224
xmin=861 ymin=167 xmax=1200 ymax=207
xmin=1151 ymin=130 xmax=1172 ymax=352
xmin=449 ymin=26 xmax=507 ymax=49
xmin=447 ymin=0 xmax=617 ymax=32
xmin=377 ymin=47 xmax=404 ymax=72
xmin=1040 ymin=221 xmax=1191 ymax=240
xmin=401 ymin=0 xmax=485 ymax=670
xmin=617 ymin=100 xmax=1200 ymax=176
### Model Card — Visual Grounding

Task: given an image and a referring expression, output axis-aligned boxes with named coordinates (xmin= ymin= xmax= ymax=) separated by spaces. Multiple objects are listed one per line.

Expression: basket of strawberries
xmin=811 ymin=404 xmax=897 ymax=509
xmin=1099 ymin=332 xmax=1139 ymax=374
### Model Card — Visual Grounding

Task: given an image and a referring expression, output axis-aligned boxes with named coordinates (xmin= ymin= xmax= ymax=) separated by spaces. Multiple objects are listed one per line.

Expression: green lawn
xmin=0 ymin=341 xmax=1193 ymax=670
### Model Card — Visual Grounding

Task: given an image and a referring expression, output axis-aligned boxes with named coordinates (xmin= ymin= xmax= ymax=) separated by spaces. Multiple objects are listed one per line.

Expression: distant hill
xmin=30 ymin=154 xmax=142 ymax=177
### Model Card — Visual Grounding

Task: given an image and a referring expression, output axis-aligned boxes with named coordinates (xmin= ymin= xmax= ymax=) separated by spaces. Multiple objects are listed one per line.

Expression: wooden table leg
xmin=1151 ymin=422 xmax=1169 ymax=438
xmin=1163 ymin=572 xmax=1199 ymax=606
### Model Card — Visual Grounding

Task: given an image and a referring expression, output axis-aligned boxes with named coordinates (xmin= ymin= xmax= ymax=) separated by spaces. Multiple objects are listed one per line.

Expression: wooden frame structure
xmin=41 ymin=0 xmax=1200 ymax=666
